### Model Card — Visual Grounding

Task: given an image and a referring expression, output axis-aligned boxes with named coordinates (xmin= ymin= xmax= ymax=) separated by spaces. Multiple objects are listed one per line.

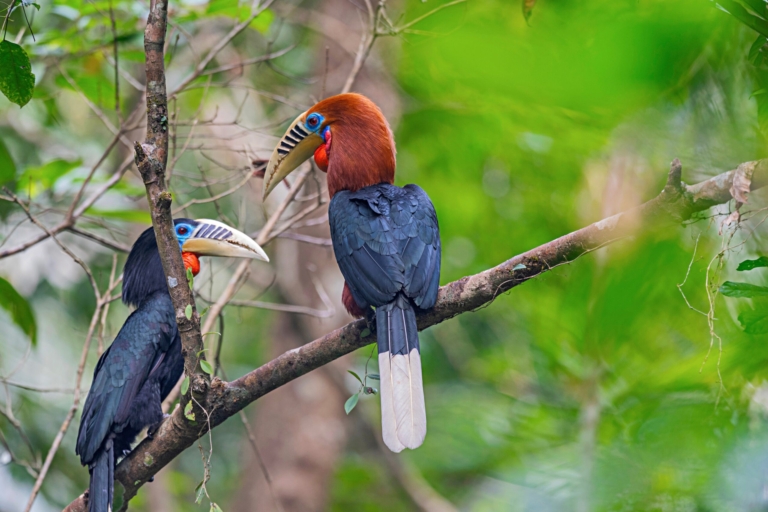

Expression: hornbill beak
xmin=182 ymin=219 xmax=269 ymax=262
xmin=262 ymin=111 xmax=324 ymax=200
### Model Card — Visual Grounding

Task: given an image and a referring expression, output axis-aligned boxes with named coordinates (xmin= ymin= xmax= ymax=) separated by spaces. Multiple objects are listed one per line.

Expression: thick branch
xmin=64 ymin=158 xmax=768 ymax=511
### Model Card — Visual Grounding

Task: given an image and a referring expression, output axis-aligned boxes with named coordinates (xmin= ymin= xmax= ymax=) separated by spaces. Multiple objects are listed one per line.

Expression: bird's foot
xmin=146 ymin=414 xmax=170 ymax=440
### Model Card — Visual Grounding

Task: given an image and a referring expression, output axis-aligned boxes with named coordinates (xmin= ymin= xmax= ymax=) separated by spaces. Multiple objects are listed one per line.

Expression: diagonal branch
xmin=62 ymin=158 xmax=768 ymax=511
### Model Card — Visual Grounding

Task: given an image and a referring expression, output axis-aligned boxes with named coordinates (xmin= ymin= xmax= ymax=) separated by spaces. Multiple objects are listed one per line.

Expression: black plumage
xmin=329 ymin=183 xmax=441 ymax=451
xmin=76 ymin=223 xmax=187 ymax=512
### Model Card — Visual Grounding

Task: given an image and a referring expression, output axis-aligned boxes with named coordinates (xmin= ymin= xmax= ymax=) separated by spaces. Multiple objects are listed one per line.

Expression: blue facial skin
xmin=174 ymin=222 xmax=196 ymax=250
xmin=305 ymin=113 xmax=324 ymax=133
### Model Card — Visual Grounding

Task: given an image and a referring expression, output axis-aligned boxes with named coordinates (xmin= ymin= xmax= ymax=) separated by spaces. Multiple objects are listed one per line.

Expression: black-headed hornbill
xmin=76 ymin=219 xmax=268 ymax=511
xmin=262 ymin=93 xmax=442 ymax=452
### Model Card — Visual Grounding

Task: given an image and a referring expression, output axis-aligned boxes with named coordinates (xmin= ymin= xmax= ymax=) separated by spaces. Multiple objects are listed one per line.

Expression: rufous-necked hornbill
xmin=262 ymin=93 xmax=441 ymax=452
xmin=76 ymin=219 xmax=268 ymax=511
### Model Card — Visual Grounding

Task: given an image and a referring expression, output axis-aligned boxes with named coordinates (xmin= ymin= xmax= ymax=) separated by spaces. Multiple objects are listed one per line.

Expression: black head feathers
xmin=122 ymin=219 xmax=197 ymax=308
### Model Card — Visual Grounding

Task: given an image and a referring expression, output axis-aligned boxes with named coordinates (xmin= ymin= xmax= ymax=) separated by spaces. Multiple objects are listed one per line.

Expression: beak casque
xmin=262 ymin=111 xmax=324 ymax=200
xmin=182 ymin=219 xmax=269 ymax=262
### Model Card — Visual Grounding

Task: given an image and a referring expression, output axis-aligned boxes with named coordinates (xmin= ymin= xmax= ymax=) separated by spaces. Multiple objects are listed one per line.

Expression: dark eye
xmin=178 ymin=226 xmax=188 ymax=235
xmin=308 ymin=116 xmax=318 ymax=127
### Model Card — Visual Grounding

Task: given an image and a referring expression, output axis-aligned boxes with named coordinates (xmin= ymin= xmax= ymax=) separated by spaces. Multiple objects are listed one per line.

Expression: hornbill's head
xmin=123 ymin=218 xmax=268 ymax=307
xmin=262 ymin=93 xmax=396 ymax=199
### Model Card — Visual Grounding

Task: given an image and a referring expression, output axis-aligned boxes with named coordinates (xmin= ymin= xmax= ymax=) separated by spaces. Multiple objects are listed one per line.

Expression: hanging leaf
xmin=749 ymin=36 xmax=768 ymax=65
xmin=185 ymin=304 xmax=193 ymax=319
xmin=0 ymin=40 xmax=35 ymax=107
xmin=0 ymin=139 xmax=16 ymax=186
xmin=210 ymin=504 xmax=224 ymax=512
xmin=344 ymin=393 xmax=359 ymax=415
xmin=719 ymin=281 xmax=768 ymax=298
xmin=200 ymin=360 xmax=213 ymax=375
xmin=739 ymin=310 xmax=768 ymax=334
xmin=737 ymin=257 xmax=768 ymax=271
xmin=347 ymin=370 xmax=364 ymax=385
xmin=194 ymin=480 xmax=205 ymax=504
xmin=181 ymin=376 xmax=190 ymax=395
xmin=0 ymin=277 xmax=36 ymax=345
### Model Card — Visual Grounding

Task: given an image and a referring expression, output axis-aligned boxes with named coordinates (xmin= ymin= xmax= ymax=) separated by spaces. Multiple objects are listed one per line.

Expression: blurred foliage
xmin=4 ymin=0 xmax=768 ymax=511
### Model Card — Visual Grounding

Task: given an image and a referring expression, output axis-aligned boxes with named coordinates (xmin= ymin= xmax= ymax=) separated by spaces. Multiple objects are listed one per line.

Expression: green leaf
xmin=742 ymin=0 xmax=767 ymax=17
xmin=250 ymin=8 xmax=274 ymax=33
xmin=187 ymin=267 xmax=194 ymax=290
xmin=200 ymin=306 xmax=210 ymax=317
xmin=719 ymin=281 xmax=768 ymax=298
xmin=739 ymin=310 xmax=768 ymax=334
xmin=181 ymin=376 xmax=190 ymax=395
xmin=184 ymin=401 xmax=196 ymax=421
xmin=185 ymin=304 xmax=193 ymax=319
xmin=210 ymin=504 xmax=224 ymax=512
xmin=0 ymin=277 xmax=36 ymax=345
xmin=360 ymin=328 xmax=371 ymax=338
xmin=18 ymin=158 xmax=81 ymax=196
xmin=200 ymin=360 xmax=213 ymax=375
xmin=738 ymin=257 xmax=768 ymax=271
xmin=0 ymin=40 xmax=35 ymax=107
xmin=347 ymin=370 xmax=364 ymax=385
xmin=344 ymin=393 xmax=359 ymax=415
xmin=367 ymin=373 xmax=380 ymax=380
xmin=194 ymin=481 xmax=205 ymax=504
xmin=0 ymin=139 xmax=16 ymax=185
xmin=751 ymin=35 xmax=768 ymax=65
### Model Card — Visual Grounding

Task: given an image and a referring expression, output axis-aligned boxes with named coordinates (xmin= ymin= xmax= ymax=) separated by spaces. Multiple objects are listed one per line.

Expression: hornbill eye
xmin=177 ymin=226 xmax=188 ymax=236
xmin=306 ymin=113 xmax=322 ymax=131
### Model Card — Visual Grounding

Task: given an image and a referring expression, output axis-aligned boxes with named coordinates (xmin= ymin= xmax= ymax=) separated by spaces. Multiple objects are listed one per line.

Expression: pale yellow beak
xmin=262 ymin=111 xmax=324 ymax=200
xmin=182 ymin=219 xmax=269 ymax=262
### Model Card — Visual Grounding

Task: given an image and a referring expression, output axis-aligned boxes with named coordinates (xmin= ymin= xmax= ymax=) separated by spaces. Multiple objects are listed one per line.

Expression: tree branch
xmin=62 ymin=158 xmax=768 ymax=511
xmin=134 ymin=0 xmax=210 ymax=466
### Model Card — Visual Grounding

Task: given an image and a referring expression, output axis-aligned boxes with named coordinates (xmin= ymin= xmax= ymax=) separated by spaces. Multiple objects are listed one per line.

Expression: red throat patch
xmin=313 ymin=129 xmax=331 ymax=171
xmin=314 ymin=144 xmax=328 ymax=171
xmin=182 ymin=252 xmax=201 ymax=276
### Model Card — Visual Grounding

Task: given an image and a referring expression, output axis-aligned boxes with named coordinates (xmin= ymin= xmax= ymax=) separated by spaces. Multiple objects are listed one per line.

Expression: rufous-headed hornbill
xmin=76 ymin=219 xmax=268 ymax=511
xmin=262 ymin=93 xmax=441 ymax=452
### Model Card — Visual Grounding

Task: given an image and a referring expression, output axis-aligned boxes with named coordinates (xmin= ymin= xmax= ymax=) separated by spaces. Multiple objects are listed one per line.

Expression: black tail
xmin=377 ymin=294 xmax=427 ymax=452
xmin=88 ymin=442 xmax=114 ymax=512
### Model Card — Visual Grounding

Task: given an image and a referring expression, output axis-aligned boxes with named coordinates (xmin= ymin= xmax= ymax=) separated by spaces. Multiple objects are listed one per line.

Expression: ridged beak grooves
xmin=182 ymin=219 xmax=269 ymax=261
xmin=262 ymin=111 xmax=324 ymax=200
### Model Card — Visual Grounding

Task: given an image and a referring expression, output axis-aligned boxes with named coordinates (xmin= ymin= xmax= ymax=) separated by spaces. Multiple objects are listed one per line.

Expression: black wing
xmin=329 ymin=183 xmax=441 ymax=310
xmin=76 ymin=293 xmax=177 ymax=465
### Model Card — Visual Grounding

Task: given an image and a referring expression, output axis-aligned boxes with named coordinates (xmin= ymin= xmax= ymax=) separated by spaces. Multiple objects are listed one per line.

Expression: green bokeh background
xmin=2 ymin=0 xmax=768 ymax=510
